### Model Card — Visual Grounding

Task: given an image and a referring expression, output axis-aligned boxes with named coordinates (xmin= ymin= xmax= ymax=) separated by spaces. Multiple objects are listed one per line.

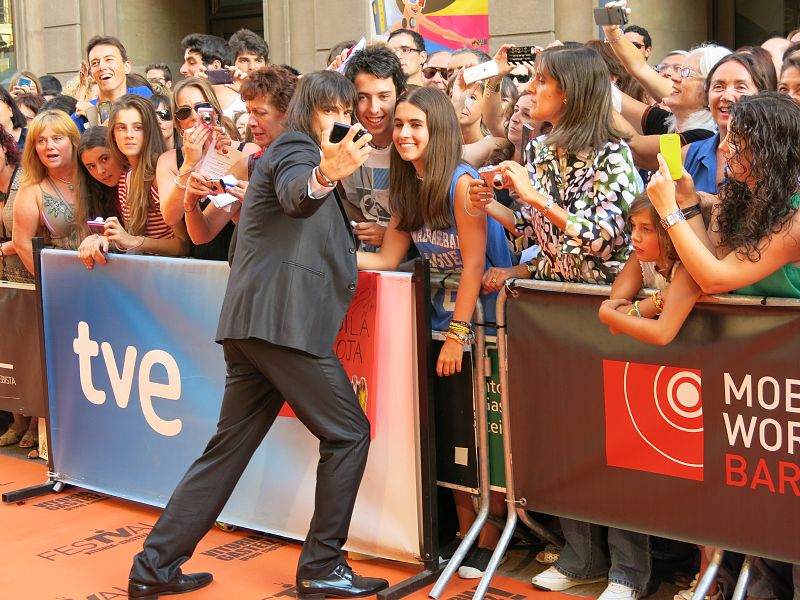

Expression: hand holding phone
xmin=593 ymin=5 xmax=629 ymax=26
xmin=86 ymin=217 xmax=106 ymax=234
xmin=330 ymin=122 xmax=367 ymax=144
xmin=205 ymin=69 xmax=234 ymax=85
xmin=506 ymin=47 xmax=536 ymax=65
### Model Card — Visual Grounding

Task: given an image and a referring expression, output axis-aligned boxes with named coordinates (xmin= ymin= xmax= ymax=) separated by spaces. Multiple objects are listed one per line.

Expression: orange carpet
xmin=0 ymin=454 xmax=567 ymax=600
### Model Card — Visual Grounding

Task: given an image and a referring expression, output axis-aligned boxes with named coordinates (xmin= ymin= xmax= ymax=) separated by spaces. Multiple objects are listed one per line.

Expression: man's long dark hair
xmin=716 ymin=91 xmax=800 ymax=260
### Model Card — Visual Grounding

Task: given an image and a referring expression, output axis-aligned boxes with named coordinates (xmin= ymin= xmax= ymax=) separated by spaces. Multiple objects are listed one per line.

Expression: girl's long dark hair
xmin=75 ymin=126 xmax=121 ymax=239
xmin=716 ymin=91 xmax=800 ymax=260
xmin=390 ymin=87 xmax=462 ymax=232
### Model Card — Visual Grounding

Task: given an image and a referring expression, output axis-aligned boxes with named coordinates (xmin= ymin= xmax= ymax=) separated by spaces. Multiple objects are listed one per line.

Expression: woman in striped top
xmin=78 ymin=95 xmax=188 ymax=266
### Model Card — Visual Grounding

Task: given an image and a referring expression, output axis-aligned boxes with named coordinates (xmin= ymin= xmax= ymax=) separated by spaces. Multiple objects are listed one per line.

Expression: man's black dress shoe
xmin=297 ymin=564 xmax=389 ymax=599
xmin=128 ymin=572 xmax=213 ymax=599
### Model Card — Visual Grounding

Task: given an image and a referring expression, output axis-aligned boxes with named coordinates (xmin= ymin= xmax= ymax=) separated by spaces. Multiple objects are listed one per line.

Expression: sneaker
xmin=439 ymin=536 xmax=468 ymax=562
xmin=599 ymin=583 xmax=639 ymax=600
xmin=457 ymin=548 xmax=507 ymax=579
xmin=536 ymin=544 xmax=561 ymax=566
xmin=531 ymin=567 xmax=606 ymax=591
xmin=675 ymin=584 xmax=724 ymax=600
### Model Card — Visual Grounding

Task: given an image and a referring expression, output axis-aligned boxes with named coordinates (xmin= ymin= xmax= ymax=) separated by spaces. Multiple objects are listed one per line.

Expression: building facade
xmin=4 ymin=0 xmax=799 ymax=85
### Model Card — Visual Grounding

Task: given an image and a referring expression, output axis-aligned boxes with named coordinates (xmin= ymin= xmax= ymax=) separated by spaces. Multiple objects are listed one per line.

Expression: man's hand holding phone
xmin=319 ymin=123 xmax=372 ymax=183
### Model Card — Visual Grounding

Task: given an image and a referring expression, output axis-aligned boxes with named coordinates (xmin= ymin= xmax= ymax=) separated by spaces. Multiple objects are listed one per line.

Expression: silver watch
xmin=540 ymin=197 xmax=555 ymax=216
xmin=660 ymin=209 xmax=686 ymax=230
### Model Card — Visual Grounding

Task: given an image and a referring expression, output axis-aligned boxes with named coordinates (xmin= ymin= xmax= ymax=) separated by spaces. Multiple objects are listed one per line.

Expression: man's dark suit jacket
xmin=216 ymin=131 xmax=358 ymax=357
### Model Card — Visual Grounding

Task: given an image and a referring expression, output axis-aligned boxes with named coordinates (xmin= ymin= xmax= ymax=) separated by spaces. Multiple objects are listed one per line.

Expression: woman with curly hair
xmin=648 ymin=91 xmax=800 ymax=297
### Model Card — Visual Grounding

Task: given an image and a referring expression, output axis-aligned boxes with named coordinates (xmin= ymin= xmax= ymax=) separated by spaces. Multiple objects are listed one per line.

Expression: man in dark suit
xmin=128 ymin=71 xmax=389 ymax=600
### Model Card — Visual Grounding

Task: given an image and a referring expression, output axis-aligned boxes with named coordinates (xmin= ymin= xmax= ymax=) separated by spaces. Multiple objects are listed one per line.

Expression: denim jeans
xmin=554 ymin=518 xmax=652 ymax=593
xmin=749 ymin=558 xmax=800 ymax=600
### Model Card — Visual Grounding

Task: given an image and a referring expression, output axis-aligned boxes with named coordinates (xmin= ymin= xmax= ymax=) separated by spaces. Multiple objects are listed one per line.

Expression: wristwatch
xmin=660 ymin=209 xmax=686 ymax=230
xmin=525 ymin=262 xmax=536 ymax=276
xmin=540 ymin=197 xmax=555 ymax=217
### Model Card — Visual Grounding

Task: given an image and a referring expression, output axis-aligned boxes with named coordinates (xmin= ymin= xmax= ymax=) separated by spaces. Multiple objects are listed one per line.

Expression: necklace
xmin=369 ymin=140 xmax=391 ymax=150
xmin=53 ymin=175 xmax=74 ymax=191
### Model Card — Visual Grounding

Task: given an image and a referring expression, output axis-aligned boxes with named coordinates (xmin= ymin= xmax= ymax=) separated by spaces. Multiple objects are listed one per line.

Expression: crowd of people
xmin=1 ymin=1 xmax=799 ymax=598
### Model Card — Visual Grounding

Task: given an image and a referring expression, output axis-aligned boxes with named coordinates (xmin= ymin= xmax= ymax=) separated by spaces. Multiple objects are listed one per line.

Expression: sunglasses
xmin=155 ymin=108 xmax=172 ymax=121
xmin=408 ymin=0 xmax=425 ymax=6
xmin=423 ymin=66 xmax=448 ymax=79
xmin=174 ymin=102 xmax=214 ymax=121
xmin=510 ymin=73 xmax=530 ymax=84
xmin=630 ymin=41 xmax=645 ymax=50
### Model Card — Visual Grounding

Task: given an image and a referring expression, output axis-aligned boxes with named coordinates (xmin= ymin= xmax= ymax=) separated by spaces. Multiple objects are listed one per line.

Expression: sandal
xmin=19 ymin=430 xmax=38 ymax=448
xmin=0 ymin=428 xmax=23 ymax=446
xmin=27 ymin=449 xmax=40 ymax=460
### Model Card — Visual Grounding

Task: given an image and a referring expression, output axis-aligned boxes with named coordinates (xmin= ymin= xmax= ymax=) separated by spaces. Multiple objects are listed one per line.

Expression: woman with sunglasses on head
xmin=77 ymin=95 xmax=188 ymax=268
xmin=156 ymin=77 xmax=257 ymax=232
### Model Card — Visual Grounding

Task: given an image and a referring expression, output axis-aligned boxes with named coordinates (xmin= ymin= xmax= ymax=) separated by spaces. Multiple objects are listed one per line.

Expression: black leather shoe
xmin=128 ymin=572 xmax=213 ymax=599
xmin=297 ymin=564 xmax=389 ymax=599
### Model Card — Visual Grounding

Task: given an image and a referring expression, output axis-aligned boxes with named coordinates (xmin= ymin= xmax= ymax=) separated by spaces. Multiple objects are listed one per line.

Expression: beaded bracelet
xmin=605 ymin=29 xmax=625 ymax=45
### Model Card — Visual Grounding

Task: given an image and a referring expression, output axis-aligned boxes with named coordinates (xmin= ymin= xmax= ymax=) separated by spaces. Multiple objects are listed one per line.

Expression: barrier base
xmin=2 ymin=479 xmax=66 ymax=503
xmin=378 ymin=561 xmax=444 ymax=600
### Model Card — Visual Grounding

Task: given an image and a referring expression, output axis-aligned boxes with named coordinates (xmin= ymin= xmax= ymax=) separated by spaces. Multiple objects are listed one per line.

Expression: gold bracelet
xmin=485 ymin=80 xmax=501 ymax=94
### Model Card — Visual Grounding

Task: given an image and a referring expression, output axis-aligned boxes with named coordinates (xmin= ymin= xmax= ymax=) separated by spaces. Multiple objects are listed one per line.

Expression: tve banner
xmin=40 ymin=250 xmax=421 ymax=563
xmin=506 ymin=283 xmax=800 ymax=564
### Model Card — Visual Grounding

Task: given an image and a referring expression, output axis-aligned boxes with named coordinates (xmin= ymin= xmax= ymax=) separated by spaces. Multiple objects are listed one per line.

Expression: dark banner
xmin=506 ymin=285 xmax=800 ymax=564
xmin=0 ymin=284 xmax=46 ymax=417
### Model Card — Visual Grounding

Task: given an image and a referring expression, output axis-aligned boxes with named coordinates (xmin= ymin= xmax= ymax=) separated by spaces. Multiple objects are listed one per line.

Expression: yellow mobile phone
xmin=659 ymin=133 xmax=682 ymax=180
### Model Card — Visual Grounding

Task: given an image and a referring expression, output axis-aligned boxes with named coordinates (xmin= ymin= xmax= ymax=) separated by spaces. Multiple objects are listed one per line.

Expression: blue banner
xmin=40 ymin=251 xmax=422 ymax=562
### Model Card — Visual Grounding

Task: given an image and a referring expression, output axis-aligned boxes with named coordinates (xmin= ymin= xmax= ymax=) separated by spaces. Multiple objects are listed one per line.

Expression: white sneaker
xmin=531 ymin=567 xmax=606 ymax=591
xmin=599 ymin=583 xmax=639 ymax=600
xmin=676 ymin=585 xmax=724 ymax=600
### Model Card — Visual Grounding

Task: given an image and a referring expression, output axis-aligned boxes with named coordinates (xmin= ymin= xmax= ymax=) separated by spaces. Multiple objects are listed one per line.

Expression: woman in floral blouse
xmin=471 ymin=45 xmax=639 ymax=290
xmin=470 ymin=45 xmax=648 ymax=600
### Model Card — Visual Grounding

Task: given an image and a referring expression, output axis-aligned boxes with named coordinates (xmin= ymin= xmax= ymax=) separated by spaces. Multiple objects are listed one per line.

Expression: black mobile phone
xmin=507 ymin=46 xmax=536 ymax=65
xmin=593 ymin=6 xmax=628 ymax=27
xmin=330 ymin=122 xmax=367 ymax=144
xmin=205 ymin=69 xmax=234 ymax=85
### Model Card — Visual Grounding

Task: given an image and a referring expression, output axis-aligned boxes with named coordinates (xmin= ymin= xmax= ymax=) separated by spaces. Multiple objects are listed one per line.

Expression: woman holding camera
xmin=474 ymin=45 xmax=637 ymax=291
xmin=155 ymin=77 xmax=257 ymax=260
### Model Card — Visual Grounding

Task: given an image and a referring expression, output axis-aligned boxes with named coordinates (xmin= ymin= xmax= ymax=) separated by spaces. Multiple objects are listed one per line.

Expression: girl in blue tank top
xmin=357 ymin=86 xmax=512 ymax=378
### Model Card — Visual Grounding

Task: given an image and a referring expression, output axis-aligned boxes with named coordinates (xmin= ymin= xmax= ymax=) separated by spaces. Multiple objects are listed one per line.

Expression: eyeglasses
xmin=174 ymin=102 xmax=214 ymax=121
xmin=510 ymin=73 xmax=530 ymax=84
xmin=630 ymin=41 xmax=646 ymax=50
xmin=393 ymin=46 xmax=421 ymax=56
xmin=155 ymin=108 xmax=172 ymax=121
xmin=680 ymin=67 xmax=704 ymax=79
xmin=422 ymin=66 xmax=448 ymax=79
xmin=654 ymin=63 xmax=683 ymax=75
